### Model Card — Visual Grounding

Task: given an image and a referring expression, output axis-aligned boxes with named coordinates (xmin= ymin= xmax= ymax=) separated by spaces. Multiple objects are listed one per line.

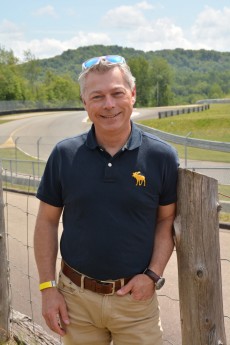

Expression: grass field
xmin=139 ymin=103 xmax=230 ymax=142
xmin=138 ymin=103 xmax=230 ymax=163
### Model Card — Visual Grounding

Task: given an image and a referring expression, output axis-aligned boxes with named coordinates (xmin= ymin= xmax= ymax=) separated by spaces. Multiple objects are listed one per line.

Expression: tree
xmin=41 ymin=71 xmax=81 ymax=106
xmin=0 ymin=46 xmax=19 ymax=65
xmin=149 ymin=57 xmax=173 ymax=106
xmin=208 ymin=83 xmax=224 ymax=99
xmin=22 ymin=50 xmax=41 ymax=98
xmin=128 ymin=57 xmax=150 ymax=107
xmin=0 ymin=65 xmax=26 ymax=100
xmin=0 ymin=47 xmax=26 ymax=100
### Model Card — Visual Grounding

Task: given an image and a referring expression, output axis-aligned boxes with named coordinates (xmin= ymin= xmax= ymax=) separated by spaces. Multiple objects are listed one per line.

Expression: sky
xmin=1 ymin=0 xmax=230 ymax=61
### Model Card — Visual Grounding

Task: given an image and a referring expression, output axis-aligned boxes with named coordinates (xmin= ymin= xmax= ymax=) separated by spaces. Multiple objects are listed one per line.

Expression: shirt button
xmin=108 ymin=163 xmax=112 ymax=167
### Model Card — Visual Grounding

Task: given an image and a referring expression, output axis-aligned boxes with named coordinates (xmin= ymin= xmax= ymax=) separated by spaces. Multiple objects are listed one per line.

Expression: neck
xmin=95 ymin=124 xmax=131 ymax=156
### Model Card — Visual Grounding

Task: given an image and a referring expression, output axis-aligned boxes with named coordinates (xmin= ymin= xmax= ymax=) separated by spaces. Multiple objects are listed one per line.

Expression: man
xmin=34 ymin=55 xmax=178 ymax=345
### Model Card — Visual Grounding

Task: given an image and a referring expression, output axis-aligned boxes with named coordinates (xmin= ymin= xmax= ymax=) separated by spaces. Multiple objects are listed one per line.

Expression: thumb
xmin=116 ymin=280 xmax=133 ymax=296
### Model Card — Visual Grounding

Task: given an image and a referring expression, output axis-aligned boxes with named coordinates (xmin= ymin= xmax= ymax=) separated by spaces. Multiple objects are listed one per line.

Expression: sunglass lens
xmin=82 ymin=55 xmax=125 ymax=71
xmin=83 ymin=57 xmax=100 ymax=69
xmin=106 ymin=55 xmax=124 ymax=63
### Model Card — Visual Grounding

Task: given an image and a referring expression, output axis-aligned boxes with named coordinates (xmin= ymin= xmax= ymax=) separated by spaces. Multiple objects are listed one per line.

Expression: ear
xmin=131 ymin=86 xmax=136 ymax=105
xmin=81 ymin=95 xmax=87 ymax=109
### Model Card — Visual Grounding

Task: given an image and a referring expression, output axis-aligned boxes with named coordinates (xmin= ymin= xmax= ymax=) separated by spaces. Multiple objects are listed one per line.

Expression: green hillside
xmin=33 ymin=45 xmax=230 ymax=104
xmin=2 ymin=45 xmax=230 ymax=106
xmin=35 ymin=45 xmax=230 ymax=79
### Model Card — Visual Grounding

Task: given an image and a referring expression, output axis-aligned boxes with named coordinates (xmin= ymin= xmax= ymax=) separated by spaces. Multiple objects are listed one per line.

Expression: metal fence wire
xmin=0 ymin=115 xmax=229 ymax=344
xmin=0 ymin=166 xmax=229 ymax=345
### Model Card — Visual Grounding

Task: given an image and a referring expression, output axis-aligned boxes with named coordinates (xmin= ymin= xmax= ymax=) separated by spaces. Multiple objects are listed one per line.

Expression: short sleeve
xmin=159 ymin=147 xmax=179 ymax=206
xmin=36 ymin=146 xmax=63 ymax=207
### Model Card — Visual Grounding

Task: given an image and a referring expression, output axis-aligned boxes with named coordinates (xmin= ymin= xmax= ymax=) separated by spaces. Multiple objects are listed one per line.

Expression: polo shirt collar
xmin=86 ymin=121 xmax=142 ymax=151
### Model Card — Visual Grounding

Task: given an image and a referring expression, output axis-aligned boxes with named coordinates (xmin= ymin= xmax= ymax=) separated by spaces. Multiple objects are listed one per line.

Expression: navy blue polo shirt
xmin=36 ymin=122 xmax=178 ymax=280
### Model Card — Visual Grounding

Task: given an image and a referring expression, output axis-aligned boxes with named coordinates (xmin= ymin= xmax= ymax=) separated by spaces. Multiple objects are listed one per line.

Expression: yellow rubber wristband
xmin=39 ymin=280 xmax=57 ymax=291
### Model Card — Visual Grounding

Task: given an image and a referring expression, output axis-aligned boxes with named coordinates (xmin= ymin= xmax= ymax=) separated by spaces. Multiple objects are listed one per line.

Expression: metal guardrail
xmin=0 ymin=100 xmax=83 ymax=115
xmin=158 ymin=104 xmax=210 ymax=118
xmin=136 ymin=123 xmax=230 ymax=153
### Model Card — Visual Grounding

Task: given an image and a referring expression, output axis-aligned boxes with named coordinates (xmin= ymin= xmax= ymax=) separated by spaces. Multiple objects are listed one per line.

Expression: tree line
xmin=1 ymin=45 xmax=230 ymax=108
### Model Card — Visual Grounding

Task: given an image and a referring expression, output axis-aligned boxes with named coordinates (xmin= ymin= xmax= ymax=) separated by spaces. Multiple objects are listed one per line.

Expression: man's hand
xmin=116 ymin=274 xmax=155 ymax=300
xmin=41 ymin=288 xmax=70 ymax=336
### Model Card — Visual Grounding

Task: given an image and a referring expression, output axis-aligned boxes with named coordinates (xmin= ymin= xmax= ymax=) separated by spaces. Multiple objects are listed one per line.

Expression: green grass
xmin=2 ymin=181 xmax=37 ymax=194
xmin=138 ymin=103 xmax=230 ymax=163
xmin=219 ymin=185 xmax=230 ymax=201
xmin=0 ymin=147 xmax=37 ymax=160
xmin=1 ymin=148 xmax=45 ymax=176
xmin=139 ymin=103 xmax=230 ymax=142
xmin=219 ymin=212 xmax=230 ymax=223
xmin=170 ymin=143 xmax=230 ymax=163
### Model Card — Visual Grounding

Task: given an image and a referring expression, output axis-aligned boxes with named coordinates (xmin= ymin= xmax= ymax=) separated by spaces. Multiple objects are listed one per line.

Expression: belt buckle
xmin=100 ymin=280 xmax=116 ymax=295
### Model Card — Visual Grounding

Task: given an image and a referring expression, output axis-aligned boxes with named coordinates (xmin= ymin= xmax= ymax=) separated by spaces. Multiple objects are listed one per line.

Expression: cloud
xmin=33 ymin=5 xmax=58 ymax=18
xmin=102 ymin=4 xmax=148 ymax=29
xmin=1 ymin=31 xmax=111 ymax=60
xmin=101 ymin=2 xmax=192 ymax=50
xmin=191 ymin=6 xmax=230 ymax=51
xmin=136 ymin=1 xmax=155 ymax=10
xmin=1 ymin=5 xmax=230 ymax=60
xmin=102 ymin=4 xmax=230 ymax=52
xmin=125 ymin=18 xmax=192 ymax=51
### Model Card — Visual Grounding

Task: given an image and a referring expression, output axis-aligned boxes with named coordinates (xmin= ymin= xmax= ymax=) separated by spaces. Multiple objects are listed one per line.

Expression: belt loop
xmin=80 ymin=274 xmax=85 ymax=293
xmin=120 ymin=278 xmax=125 ymax=288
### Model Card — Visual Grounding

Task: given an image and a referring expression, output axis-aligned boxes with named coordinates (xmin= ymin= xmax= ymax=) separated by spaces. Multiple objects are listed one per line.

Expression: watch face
xmin=155 ymin=277 xmax=165 ymax=290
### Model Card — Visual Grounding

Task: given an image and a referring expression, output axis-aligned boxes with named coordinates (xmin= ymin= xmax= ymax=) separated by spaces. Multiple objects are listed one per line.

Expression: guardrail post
xmin=0 ymin=163 xmax=10 ymax=343
xmin=174 ymin=168 xmax=226 ymax=345
xmin=184 ymin=131 xmax=192 ymax=168
xmin=37 ymin=137 xmax=42 ymax=178
xmin=15 ymin=137 xmax=19 ymax=176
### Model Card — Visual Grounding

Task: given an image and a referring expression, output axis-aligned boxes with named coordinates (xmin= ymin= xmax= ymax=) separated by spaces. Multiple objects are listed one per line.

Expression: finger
xmin=46 ymin=313 xmax=66 ymax=336
xmin=59 ymin=302 xmax=70 ymax=325
xmin=116 ymin=280 xmax=133 ymax=296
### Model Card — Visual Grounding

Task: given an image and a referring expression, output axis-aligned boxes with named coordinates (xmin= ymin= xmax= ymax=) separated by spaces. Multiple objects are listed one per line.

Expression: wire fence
xmin=0 ymin=100 xmax=83 ymax=115
xmin=1 ymin=167 xmax=230 ymax=345
xmin=0 ymin=119 xmax=229 ymax=344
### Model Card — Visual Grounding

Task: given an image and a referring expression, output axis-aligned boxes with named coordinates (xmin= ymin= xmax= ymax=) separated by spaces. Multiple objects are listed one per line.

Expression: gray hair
xmin=78 ymin=59 xmax=136 ymax=98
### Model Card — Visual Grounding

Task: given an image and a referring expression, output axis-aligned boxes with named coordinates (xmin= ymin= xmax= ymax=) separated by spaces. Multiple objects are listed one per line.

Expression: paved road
xmin=1 ymin=108 xmax=162 ymax=160
xmin=0 ymin=110 xmax=91 ymax=160
xmin=3 ymin=191 xmax=230 ymax=345
xmin=1 ymin=109 xmax=229 ymax=186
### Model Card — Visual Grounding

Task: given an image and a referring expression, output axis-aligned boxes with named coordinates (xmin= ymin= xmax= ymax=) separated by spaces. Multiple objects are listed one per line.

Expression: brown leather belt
xmin=62 ymin=261 xmax=132 ymax=295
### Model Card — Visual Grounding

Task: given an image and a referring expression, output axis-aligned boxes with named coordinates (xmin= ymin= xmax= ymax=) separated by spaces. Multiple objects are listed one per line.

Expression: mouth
xmin=100 ymin=112 xmax=120 ymax=119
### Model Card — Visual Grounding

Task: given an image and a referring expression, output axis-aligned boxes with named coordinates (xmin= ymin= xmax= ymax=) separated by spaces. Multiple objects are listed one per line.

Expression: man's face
xmin=82 ymin=66 xmax=136 ymax=134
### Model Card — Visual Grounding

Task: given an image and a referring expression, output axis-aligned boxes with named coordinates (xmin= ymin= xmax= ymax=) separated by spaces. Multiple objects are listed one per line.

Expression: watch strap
xmin=144 ymin=268 xmax=161 ymax=283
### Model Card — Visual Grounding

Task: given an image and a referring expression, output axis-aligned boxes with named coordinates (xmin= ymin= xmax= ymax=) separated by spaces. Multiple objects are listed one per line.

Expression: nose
xmin=103 ymin=95 xmax=115 ymax=109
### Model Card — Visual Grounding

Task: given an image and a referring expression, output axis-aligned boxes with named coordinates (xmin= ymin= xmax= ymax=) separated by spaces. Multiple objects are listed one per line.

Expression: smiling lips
xmin=101 ymin=112 xmax=121 ymax=118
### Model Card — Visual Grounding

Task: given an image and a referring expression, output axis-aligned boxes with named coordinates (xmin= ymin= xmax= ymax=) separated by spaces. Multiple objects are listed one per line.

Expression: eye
xmin=92 ymin=95 xmax=103 ymax=100
xmin=113 ymin=91 xmax=124 ymax=97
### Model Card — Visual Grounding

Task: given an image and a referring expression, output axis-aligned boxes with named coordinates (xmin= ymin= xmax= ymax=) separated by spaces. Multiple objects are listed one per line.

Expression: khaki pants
xmin=58 ymin=270 xmax=163 ymax=345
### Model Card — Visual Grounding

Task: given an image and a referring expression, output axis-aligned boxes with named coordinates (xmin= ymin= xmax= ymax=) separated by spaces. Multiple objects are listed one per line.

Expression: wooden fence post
xmin=174 ymin=169 xmax=226 ymax=345
xmin=0 ymin=164 xmax=10 ymax=343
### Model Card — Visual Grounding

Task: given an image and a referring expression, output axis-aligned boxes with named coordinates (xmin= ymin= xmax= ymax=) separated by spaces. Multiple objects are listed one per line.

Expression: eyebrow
xmin=89 ymin=87 xmax=126 ymax=95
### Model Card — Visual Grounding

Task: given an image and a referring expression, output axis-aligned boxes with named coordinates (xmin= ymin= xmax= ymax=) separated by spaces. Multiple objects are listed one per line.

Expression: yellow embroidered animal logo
xmin=132 ymin=171 xmax=146 ymax=186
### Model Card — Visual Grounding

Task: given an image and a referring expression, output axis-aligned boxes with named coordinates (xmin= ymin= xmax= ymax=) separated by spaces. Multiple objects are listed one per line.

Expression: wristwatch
xmin=144 ymin=268 xmax=165 ymax=290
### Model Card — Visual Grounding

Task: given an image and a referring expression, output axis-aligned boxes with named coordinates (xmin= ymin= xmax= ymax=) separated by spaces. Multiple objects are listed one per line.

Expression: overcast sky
xmin=1 ymin=0 xmax=230 ymax=60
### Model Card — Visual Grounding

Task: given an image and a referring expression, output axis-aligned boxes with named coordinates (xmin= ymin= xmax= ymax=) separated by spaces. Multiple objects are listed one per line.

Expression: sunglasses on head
xmin=82 ymin=55 xmax=126 ymax=71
